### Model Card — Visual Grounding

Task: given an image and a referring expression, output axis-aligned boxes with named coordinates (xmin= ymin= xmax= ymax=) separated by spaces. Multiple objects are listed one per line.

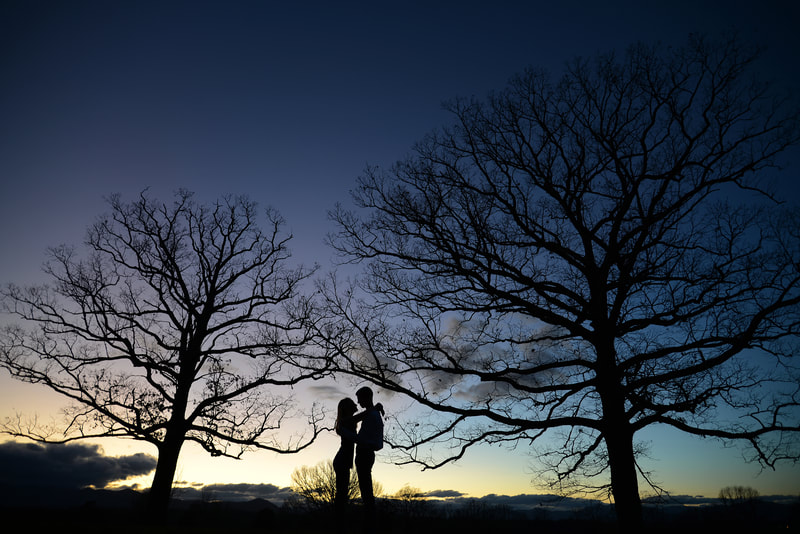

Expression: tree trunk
xmin=146 ymin=427 xmax=185 ymax=518
xmin=146 ymin=372 xmax=192 ymax=519
xmin=146 ymin=346 xmax=197 ymax=518
xmin=596 ymin=339 xmax=643 ymax=533
xmin=604 ymin=424 xmax=642 ymax=533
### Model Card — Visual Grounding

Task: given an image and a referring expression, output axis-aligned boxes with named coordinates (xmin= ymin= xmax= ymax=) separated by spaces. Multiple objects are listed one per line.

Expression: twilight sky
xmin=1 ymin=0 xmax=799 ymax=500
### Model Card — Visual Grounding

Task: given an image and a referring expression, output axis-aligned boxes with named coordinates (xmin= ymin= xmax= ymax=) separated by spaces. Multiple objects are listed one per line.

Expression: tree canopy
xmin=1 ymin=190 xmax=328 ymax=514
xmin=316 ymin=35 xmax=800 ymax=532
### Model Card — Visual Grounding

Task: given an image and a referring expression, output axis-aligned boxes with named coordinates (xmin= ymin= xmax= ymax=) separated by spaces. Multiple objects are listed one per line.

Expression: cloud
xmin=642 ymin=494 xmax=719 ymax=506
xmin=639 ymin=494 xmax=799 ymax=507
xmin=412 ymin=315 xmax=565 ymax=405
xmin=419 ymin=491 xmax=611 ymax=517
xmin=176 ymin=482 xmax=295 ymax=503
xmin=0 ymin=441 xmax=156 ymax=489
xmin=306 ymin=384 xmax=348 ymax=401
xmin=471 ymin=493 xmax=597 ymax=510
xmin=308 ymin=382 xmax=396 ymax=404
xmin=424 ymin=489 xmax=465 ymax=498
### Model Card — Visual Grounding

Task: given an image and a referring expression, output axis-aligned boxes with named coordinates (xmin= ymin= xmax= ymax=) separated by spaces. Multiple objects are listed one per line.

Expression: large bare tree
xmin=317 ymin=36 xmax=800 ymax=532
xmin=0 ymin=190 xmax=328 ymax=515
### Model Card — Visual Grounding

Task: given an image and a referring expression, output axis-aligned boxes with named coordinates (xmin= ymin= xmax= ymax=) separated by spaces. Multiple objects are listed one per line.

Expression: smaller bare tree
xmin=719 ymin=485 xmax=762 ymax=521
xmin=719 ymin=485 xmax=760 ymax=506
xmin=393 ymin=484 xmax=430 ymax=518
xmin=289 ymin=460 xmax=359 ymax=509
xmin=289 ymin=459 xmax=385 ymax=511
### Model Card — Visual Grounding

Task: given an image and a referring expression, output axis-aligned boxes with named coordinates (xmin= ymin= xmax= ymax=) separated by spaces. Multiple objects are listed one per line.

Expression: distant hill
xmin=1 ymin=484 xmax=796 ymax=533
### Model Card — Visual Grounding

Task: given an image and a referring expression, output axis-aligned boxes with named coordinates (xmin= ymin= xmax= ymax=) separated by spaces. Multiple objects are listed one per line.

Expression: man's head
xmin=356 ymin=386 xmax=374 ymax=408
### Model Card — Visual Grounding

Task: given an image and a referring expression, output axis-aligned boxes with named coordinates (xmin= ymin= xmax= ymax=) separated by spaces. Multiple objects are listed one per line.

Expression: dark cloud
xmin=427 ymin=491 xmax=800 ymax=518
xmin=177 ymin=482 xmax=295 ymax=504
xmin=0 ymin=441 xmax=156 ymax=489
xmin=470 ymin=493 xmax=597 ymax=511
xmin=421 ymin=492 xmax=612 ymax=518
xmin=643 ymin=494 xmax=719 ymax=506
xmin=307 ymin=384 xmax=348 ymax=401
xmin=309 ymin=383 xmax=396 ymax=402
xmin=641 ymin=494 xmax=799 ymax=507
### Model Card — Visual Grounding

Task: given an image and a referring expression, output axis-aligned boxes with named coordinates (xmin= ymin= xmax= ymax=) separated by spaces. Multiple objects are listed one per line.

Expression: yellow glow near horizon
xmin=2 ymin=379 xmax=799 ymax=500
xmin=102 ymin=434 xmax=539 ymax=499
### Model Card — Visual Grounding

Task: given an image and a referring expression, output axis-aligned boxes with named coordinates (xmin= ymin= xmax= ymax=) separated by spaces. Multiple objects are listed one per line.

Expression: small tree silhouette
xmin=393 ymin=484 xmax=429 ymax=517
xmin=719 ymin=485 xmax=761 ymax=520
xmin=289 ymin=459 xmax=384 ymax=510
xmin=719 ymin=485 xmax=760 ymax=506
xmin=289 ymin=460 xmax=358 ymax=509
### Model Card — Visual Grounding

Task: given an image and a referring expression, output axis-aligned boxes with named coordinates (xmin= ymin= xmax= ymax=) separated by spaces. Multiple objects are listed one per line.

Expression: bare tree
xmin=394 ymin=484 xmax=425 ymax=501
xmin=719 ymin=485 xmax=760 ymax=506
xmin=289 ymin=460 xmax=359 ymax=509
xmin=392 ymin=484 xmax=430 ymax=518
xmin=0 ymin=190 xmax=328 ymax=516
xmin=317 ymin=35 xmax=800 ymax=532
xmin=719 ymin=485 xmax=761 ymax=521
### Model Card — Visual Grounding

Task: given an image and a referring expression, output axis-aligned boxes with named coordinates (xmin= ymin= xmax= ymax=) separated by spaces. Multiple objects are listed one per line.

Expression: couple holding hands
xmin=333 ymin=386 xmax=384 ymax=534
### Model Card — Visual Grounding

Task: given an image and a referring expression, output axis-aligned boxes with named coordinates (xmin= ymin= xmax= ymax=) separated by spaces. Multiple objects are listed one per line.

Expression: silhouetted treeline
xmin=1 ymin=485 xmax=797 ymax=534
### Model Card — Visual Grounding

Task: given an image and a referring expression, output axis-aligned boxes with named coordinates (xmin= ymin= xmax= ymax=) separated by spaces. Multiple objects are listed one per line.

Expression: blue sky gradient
xmin=1 ymin=0 xmax=799 ymax=500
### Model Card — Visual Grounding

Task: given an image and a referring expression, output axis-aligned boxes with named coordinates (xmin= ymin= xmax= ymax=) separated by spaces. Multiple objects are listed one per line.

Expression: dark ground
xmin=2 ymin=507 xmax=797 ymax=534
xmin=0 ymin=486 xmax=797 ymax=534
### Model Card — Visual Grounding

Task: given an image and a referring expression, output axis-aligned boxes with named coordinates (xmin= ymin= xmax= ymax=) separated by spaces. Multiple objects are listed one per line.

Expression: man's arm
xmin=353 ymin=403 xmax=385 ymax=422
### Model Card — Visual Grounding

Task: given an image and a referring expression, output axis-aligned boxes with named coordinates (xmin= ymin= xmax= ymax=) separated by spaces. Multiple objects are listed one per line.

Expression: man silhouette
xmin=354 ymin=386 xmax=383 ymax=533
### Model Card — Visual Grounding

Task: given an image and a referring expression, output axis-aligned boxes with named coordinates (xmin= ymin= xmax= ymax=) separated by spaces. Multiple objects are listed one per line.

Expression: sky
xmin=1 ymin=0 xmax=799 ymax=503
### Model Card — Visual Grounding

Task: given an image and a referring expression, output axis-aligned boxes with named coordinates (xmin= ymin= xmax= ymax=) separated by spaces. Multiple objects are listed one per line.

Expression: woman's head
xmin=337 ymin=397 xmax=357 ymax=418
xmin=335 ymin=397 xmax=358 ymax=433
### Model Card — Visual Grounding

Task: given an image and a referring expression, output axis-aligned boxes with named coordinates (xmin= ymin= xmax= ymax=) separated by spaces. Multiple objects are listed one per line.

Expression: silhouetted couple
xmin=333 ymin=386 xmax=384 ymax=534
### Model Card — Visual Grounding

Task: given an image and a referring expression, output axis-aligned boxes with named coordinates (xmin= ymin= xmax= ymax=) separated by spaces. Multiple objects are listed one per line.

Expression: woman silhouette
xmin=333 ymin=397 xmax=358 ymax=533
xmin=333 ymin=395 xmax=385 ymax=533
